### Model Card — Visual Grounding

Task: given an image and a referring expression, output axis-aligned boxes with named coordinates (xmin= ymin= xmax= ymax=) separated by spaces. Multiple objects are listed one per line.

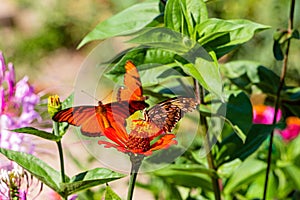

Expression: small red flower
xmin=98 ymin=120 xmax=177 ymax=156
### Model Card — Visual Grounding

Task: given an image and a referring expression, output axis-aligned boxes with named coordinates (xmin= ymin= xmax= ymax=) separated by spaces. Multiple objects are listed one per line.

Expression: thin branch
xmin=263 ymin=0 xmax=295 ymax=199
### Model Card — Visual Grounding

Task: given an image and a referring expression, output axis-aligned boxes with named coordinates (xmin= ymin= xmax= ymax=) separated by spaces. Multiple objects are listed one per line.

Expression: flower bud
xmin=48 ymin=95 xmax=62 ymax=117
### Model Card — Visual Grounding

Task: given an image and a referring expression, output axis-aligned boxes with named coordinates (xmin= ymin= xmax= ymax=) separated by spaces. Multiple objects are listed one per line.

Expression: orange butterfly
xmin=144 ymin=97 xmax=198 ymax=132
xmin=117 ymin=60 xmax=147 ymax=102
xmin=52 ymin=61 xmax=148 ymax=137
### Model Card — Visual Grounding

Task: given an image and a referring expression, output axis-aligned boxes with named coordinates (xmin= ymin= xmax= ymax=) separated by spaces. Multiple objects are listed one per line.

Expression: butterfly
xmin=143 ymin=97 xmax=198 ymax=132
xmin=52 ymin=61 xmax=148 ymax=137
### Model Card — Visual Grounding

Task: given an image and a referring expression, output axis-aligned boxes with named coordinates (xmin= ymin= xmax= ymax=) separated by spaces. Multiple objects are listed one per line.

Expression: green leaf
xmin=129 ymin=27 xmax=196 ymax=54
xmin=292 ymin=29 xmax=300 ymax=39
xmin=105 ymin=48 xmax=177 ymax=83
xmin=62 ymin=168 xmax=126 ymax=195
xmin=217 ymin=124 xmax=275 ymax=166
xmin=221 ymin=60 xmax=261 ymax=84
xmin=281 ymin=164 xmax=300 ymax=189
xmin=170 ymin=164 xmax=218 ymax=178
xmin=164 ymin=0 xmax=183 ymax=33
xmin=197 ymin=19 xmax=270 ymax=58
xmin=0 ymin=148 xmax=65 ymax=193
xmin=273 ymin=39 xmax=284 ymax=60
xmin=224 ymin=158 xmax=266 ymax=195
xmin=218 ymin=92 xmax=253 ymax=142
xmin=222 ymin=61 xmax=282 ymax=95
xmin=154 ymin=165 xmax=212 ymax=191
xmin=11 ymin=127 xmax=61 ymax=141
xmin=128 ymin=27 xmax=214 ymax=63
xmin=281 ymin=87 xmax=300 ymax=117
xmin=256 ymin=66 xmax=281 ymax=95
xmin=78 ymin=1 xmax=160 ymax=48
xmin=165 ymin=0 xmax=207 ymax=36
xmin=105 ymin=186 xmax=122 ymax=200
xmin=179 ymin=57 xmax=223 ymax=100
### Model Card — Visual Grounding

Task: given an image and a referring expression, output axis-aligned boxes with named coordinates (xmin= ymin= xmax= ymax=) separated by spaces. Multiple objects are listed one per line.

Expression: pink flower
xmin=280 ymin=116 xmax=300 ymax=141
xmin=253 ymin=105 xmax=281 ymax=124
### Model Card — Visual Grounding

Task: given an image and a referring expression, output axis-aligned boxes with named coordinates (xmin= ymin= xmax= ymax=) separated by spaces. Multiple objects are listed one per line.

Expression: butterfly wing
xmin=53 ymin=100 xmax=149 ymax=137
xmin=53 ymin=61 xmax=149 ymax=137
xmin=145 ymin=97 xmax=198 ymax=132
xmin=105 ymin=100 xmax=149 ymax=140
xmin=117 ymin=61 xmax=147 ymax=101
xmin=52 ymin=105 xmax=104 ymax=137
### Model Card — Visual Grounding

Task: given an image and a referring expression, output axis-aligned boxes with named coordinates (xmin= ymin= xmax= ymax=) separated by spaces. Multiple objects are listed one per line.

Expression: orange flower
xmin=98 ymin=120 xmax=177 ymax=156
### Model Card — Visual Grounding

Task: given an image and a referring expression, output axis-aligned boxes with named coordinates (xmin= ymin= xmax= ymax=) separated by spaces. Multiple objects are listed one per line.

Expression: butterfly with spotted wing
xmin=144 ymin=97 xmax=198 ymax=133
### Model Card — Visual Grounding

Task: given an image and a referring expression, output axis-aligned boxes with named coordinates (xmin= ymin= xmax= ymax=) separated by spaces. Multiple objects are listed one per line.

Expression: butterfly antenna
xmin=80 ymin=90 xmax=101 ymax=102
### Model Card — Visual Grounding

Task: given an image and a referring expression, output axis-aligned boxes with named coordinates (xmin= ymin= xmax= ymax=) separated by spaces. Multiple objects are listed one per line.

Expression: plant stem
xmin=53 ymin=121 xmax=66 ymax=183
xmin=262 ymin=0 xmax=295 ymax=199
xmin=195 ymin=80 xmax=221 ymax=200
xmin=56 ymin=141 xmax=66 ymax=183
xmin=127 ymin=154 xmax=143 ymax=200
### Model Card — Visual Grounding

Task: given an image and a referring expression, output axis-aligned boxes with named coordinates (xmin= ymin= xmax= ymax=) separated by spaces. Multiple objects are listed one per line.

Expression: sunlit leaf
xmin=105 ymin=186 xmax=122 ymax=200
xmin=165 ymin=0 xmax=207 ymax=36
xmin=61 ymin=168 xmax=126 ymax=195
xmin=197 ymin=18 xmax=270 ymax=58
xmin=223 ymin=158 xmax=266 ymax=195
xmin=78 ymin=1 xmax=160 ymax=48
xmin=179 ymin=57 xmax=223 ymax=100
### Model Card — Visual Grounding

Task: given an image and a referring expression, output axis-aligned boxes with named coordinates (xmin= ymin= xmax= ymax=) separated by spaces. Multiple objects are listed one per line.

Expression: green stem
xmin=127 ymin=154 xmax=143 ymax=200
xmin=262 ymin=0 xmax=295 ymax=199
xmin=53 ymin=121 xmax=66 ymax=183
xmin=195 ymin=80 xmax=221 ymax=200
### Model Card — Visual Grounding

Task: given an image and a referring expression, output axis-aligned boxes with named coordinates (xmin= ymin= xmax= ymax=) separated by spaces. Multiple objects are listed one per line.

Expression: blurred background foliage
xmin=0 ymin=0 xmax=299 ymax=86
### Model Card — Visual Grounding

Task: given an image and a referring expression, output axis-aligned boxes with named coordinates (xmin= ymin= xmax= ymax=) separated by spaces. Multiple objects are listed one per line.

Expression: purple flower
xmin=0 ymin=51 xmax=41 ymax=199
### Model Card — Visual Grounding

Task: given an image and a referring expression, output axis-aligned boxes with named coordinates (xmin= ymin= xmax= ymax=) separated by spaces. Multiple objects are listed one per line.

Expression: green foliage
xmin=197 ymin=19 xmax=270 ymax=58
xmin=0 ymin=148 xmax=65 ymax=193
xmin=164 ymin=0 xmax=207 ymax=37
xmin=0 ymin=148 xmax=125 ymax=197
xmin=2 ymin=0 xmax=300 ymax=199
xmin=78 ymin=1 xmax=161 ymax=48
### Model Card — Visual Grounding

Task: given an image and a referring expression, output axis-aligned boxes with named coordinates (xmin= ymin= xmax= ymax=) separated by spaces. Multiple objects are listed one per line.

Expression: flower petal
xmin=103 ymin=127 xmax=127 ymax=147
xmin=98 ymin=140 xmax=127 ymax=153
xmin=149 ymin=134 xmax=177 ymax=152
